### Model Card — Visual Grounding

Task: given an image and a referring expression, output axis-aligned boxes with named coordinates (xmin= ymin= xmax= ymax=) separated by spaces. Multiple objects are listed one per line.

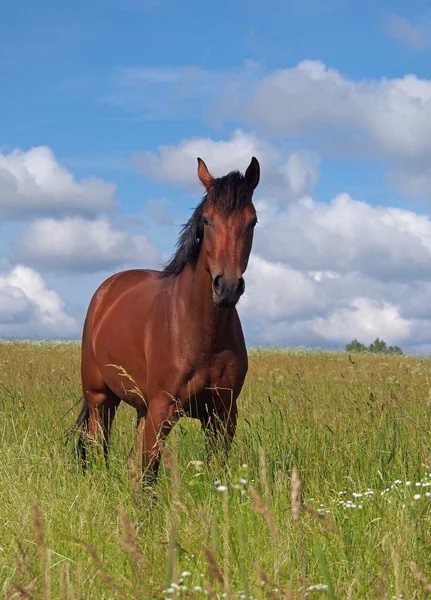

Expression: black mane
xmin=160 ymin=170 xmax=249 ymax=278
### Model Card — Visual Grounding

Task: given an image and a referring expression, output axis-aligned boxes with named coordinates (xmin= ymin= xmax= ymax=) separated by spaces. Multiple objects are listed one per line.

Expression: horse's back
xmin=88 ymin=269 xmax=159 ymax=333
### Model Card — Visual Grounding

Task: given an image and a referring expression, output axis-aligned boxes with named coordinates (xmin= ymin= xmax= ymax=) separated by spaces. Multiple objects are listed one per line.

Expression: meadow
xmin=1 ymin=341 xmax=431 ymax=599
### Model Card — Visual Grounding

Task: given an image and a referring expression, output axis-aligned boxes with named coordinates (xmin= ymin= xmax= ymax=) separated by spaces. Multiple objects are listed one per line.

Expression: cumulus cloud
xmin=112 ymin=61 xmax=431 ymax=163
xmin=239 ymin=256 xmax=421 ymax=350
xmin=235 ymin=190 xmax=431 ymax=350
xmin=133 ymin=129 xmax=319 ymax=203
xmin=110 ymin=60 xmax=431 ymax=199
xmin=17 ymin=217 xmax=162 ymax=273
xmin=0 ymin=146 xmax=116 ymax=219
xmin=0 ymin=265 xmax=77 ymax=339
xmin=253 ymin=194 xmax=431 ymax=281
xmin=225 ymin=60 xmax=431 ymax=162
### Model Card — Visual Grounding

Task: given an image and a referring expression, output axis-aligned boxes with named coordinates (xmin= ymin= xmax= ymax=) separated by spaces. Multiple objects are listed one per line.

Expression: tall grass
xmin=0 ymin=342 xmax=431 ymax=598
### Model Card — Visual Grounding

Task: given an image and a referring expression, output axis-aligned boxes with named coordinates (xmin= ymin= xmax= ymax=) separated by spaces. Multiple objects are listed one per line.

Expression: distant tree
xmin=368 ymin=338 xmax=387 ymax=353
xmin=345 ymin=339 xmax=367 ymax=352
xmin=345 ymin=337 xmax=403 ymax=355
xmin=387 ymin=345 xmax=403 ymax=355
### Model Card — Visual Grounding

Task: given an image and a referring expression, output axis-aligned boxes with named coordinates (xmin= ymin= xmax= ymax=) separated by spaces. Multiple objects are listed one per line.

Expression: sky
xmin=2 ymin=0 xmax=431 ymax=352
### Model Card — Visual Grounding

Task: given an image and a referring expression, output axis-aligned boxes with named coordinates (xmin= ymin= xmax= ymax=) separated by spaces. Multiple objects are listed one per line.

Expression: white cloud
xmin=0 ymin=265 xmax=77 ymax=339
xmin=253 ymin=194 xmax=431 ymax=281
xmin=109 ymin=60 xmax=431 ymax=199
xmin=111 ymin=61 xmax=431 ymax=164
xmin=239 ymin=256 xmax=418 ymax=349
xmin=384 ymin=13 xmax=431 ymax=50
xmin=234 ymin=188 xmax=431 ymax=351
xmin=0 ymin=146 xmax=116 ymax=219
xmin=228 ymin=60 xmax=431 ymax=163
xmin=311 ymin=297 xmax=411 ymax=343
xmin=17 ymin=217 xmax=162 ymax=273
xmin=133 ymin=129 xmax=319 ymax=203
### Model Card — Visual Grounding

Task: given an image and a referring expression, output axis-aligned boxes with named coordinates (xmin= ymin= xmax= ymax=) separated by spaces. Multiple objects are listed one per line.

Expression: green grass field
xmin=1 ymin=342 xmax=431 ymax=599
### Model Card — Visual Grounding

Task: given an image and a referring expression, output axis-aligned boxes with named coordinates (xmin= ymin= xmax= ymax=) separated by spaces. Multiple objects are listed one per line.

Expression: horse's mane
xmin=159 ymin=170 xmax=249 ymax=278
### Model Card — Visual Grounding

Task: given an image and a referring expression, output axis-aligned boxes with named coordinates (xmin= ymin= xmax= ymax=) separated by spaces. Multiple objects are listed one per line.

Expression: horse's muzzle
xmin=212 ymin=275 xmax=245 ymax=309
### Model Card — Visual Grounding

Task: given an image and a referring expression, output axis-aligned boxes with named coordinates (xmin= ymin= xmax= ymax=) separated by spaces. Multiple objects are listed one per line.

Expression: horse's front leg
xmin=200 ymin=396 xmax=238 ymax=461
xmin=141 ymin=398 xmax=179 ymax=487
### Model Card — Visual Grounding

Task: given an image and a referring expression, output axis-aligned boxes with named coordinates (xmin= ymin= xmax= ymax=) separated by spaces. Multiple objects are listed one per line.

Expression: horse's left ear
xmin=244 ymin=157 xmax=260 ymax=191
xmin=197 ymin=157 xmax=214 ymax=192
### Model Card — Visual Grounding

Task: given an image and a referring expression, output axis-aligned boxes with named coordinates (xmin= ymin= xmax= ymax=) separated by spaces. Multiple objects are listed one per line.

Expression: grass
xmin=1 ymin=341 xmax=431 ymax=598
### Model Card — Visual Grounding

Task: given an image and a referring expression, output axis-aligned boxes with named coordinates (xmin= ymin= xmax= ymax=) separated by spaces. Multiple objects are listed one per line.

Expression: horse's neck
xmin=176 ymin=257 xmax=232 ymax=348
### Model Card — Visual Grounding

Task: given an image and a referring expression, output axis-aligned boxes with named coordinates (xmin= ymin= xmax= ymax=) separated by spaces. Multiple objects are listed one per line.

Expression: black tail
xmin=76 ymin=398 xmax=90 ymax=430
xmin=75 ymin=398 xmax=90 ymax=471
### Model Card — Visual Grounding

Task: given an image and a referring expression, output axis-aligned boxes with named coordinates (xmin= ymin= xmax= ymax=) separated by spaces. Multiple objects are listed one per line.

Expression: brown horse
xmin=76 ymin=156 xmax=260 ymax=485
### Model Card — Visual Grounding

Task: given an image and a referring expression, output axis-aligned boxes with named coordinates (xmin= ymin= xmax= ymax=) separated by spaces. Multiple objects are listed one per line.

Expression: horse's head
xmin=197 ymin=156 xmax=260 ymax=309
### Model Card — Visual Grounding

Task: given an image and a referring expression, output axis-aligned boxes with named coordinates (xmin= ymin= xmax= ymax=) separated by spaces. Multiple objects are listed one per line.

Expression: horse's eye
xmin=250 ymin=217 xmax=258 ymax=228
xmin=202 ymin=217 xmax=209 ymax=226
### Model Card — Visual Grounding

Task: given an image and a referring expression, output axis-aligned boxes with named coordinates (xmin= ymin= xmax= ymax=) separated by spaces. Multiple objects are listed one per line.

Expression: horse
xmin=76 ymin=156 xmax=260 ymax=486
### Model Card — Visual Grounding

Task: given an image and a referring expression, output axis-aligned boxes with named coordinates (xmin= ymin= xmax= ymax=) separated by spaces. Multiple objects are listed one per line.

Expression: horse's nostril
xmin=213 ymin=274 xmax=223 ymax=294
xmin=237 ymin=277 xmax=245 ymax=295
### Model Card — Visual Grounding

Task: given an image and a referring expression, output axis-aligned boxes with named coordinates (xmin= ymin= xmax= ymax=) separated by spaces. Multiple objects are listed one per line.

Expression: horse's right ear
xmin=244 ymin=157 xmax=260 ymax=191
xmin=197 ymin=157 xmax=214 ymax=192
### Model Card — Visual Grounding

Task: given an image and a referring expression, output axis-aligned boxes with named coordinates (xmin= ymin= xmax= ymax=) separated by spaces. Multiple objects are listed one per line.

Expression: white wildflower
xmin=306 ymin=583 xmax=328 ymax=592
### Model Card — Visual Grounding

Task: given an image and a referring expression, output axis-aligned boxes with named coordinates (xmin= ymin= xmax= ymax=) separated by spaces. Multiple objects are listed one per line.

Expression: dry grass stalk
xmin=283 ymin=582 xmax=294 ymax=600
xmin=203 ymin=580 xmax=218 ymax=599
xmin=88 ymin=547 xmax=127 ymax=599
xmin=60 ymin=562 xmax=71 ymax=600
xmin=258 ymin=447 xmax=271 ymax=501
xmin=128 ymin=455 xmax=141 ymax=503
xmin=198 ymin=508 xmax=211 ymax=530
xmin=32 ymin=504 xmax=48 ymax=600
xmin=15 ymin=540 xmax=33 ymax=587
xmin=202 ymin=545 xmax=224 ymax=586
xmin=8 ymin=582 xmax=34 ymax=599
xmin=159 ymin=441 xmax=179 ymax=491
xmin=291 ymin=468 xmax=301 ymax=522
xmin=119 ymin=505 xmax=149 ymax=570
xmin=74 ymin=565 xmax=82 ymax=600
xmin=67 ymin=536 xmax=127 ymax=600
xmin=301 ymin=503 xmax=339 ymax=534
xmin=411 ymin=562 xmax=431 ymax=593
xmin=250 ymin=485 xmax=277 ymax=537
xmin=290 ymin=469 xmax=307 ymax=597
xmin=250 ymin=483 xmax=279 ymax=585
xmin=254 ymin=564 xmax=279 ymax=599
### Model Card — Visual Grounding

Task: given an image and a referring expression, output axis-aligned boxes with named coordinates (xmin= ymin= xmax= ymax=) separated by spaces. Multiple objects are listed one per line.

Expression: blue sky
xmin=2 ymin=0 xmax=431 ymax=351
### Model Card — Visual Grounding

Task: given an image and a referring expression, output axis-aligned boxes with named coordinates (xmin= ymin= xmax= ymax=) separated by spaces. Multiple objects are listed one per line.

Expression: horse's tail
xmin=64 ymin=397 xmax=90 ymax=470
xmin=75 ymin=397 xmax=90 ymax=430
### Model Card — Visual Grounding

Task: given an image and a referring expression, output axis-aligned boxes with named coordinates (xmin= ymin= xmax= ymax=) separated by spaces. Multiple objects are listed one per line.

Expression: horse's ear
xmin=244 ymin=157 xmax=260 ymax=191
xmin=197 ymin=157 xmax=214 ymax=192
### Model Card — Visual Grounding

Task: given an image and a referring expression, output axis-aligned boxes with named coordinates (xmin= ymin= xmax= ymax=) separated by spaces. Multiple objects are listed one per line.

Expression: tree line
xmin=345 ymin=338 xmax=403 ymax=354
